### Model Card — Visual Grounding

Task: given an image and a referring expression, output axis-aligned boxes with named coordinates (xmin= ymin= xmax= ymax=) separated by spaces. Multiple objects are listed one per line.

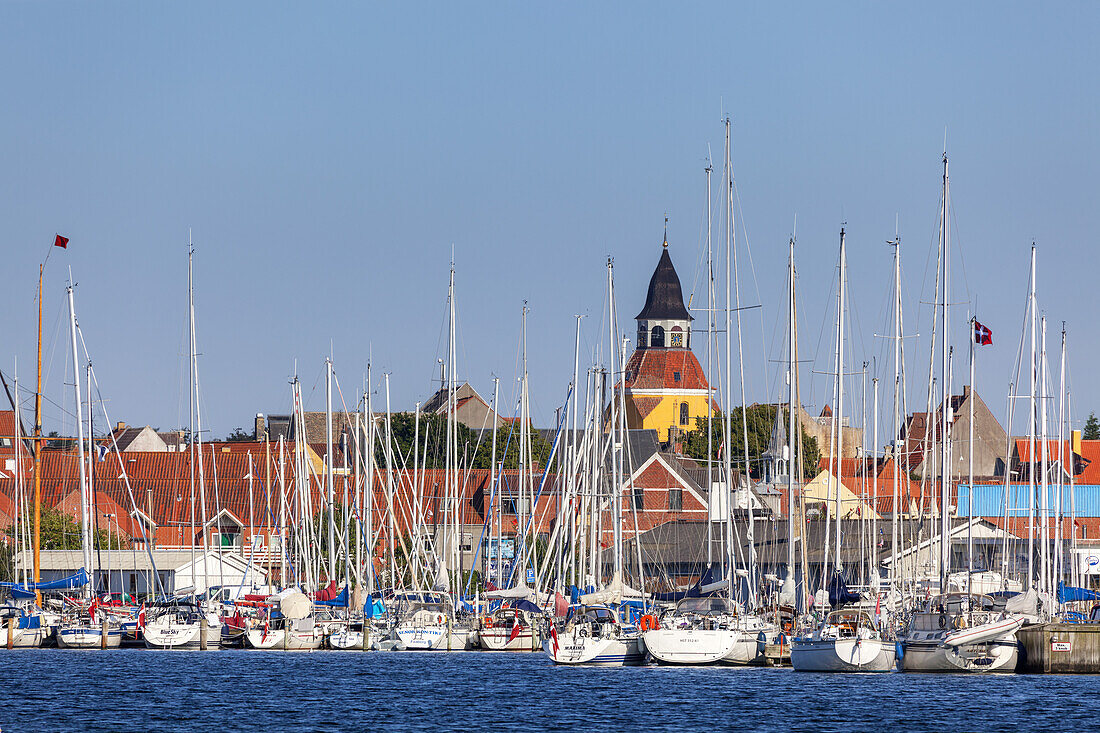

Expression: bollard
xmin=531 ymin=621 xmax=537 ymax=651
xmin=101 ymin=619 xmax=108 ymax=649
xmin=7 ymin=616 xmax=15 ymax=649
xmin=200 ymin=619 xmax=208 ymax=650
xmin=363 ymin=623 xmax=370 ymax=652
xmin=447 ymin=615 xmax=452 ymax=651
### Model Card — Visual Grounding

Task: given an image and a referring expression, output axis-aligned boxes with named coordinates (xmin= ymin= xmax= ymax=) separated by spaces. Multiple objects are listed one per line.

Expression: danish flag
xmin=137 ymin=604 xmax=147 ymax=629
xmin=509 ymin=614 xmax=522 ymax=643
xmin=974 ymin=320 xmax=993 ymax=346
xmin=550 ymin=625 xmax=559 ymax=655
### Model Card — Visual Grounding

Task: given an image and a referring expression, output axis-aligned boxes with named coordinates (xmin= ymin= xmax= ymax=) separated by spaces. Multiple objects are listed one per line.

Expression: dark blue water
xmin=0 ymin=650 xmax=1093 ymax=731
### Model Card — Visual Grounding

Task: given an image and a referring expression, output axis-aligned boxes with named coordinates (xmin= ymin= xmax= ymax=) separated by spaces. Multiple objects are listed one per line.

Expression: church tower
xmin=619 ymin=229 xmax=714 ymax=444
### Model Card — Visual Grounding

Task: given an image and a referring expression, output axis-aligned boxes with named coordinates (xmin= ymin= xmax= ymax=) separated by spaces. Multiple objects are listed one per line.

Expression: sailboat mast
xmin=938 ymin=153 xmax=951 ymax=594
xmin=67 ymin=281 xmax=93 ymax=595
xmin=705 ymin=159 xmax=715 ymax=569
xmin=786 ymin=233 xmax=796 ymax=578
xmin=607 ymin=258 xmax=623 ymax=584
xmin=188 ymin=242 xmax=197 ymax=593
xmin=834 ymin=227 xmax=846 ymax=574
xmin=891 ymin=237 xmax=902 ymax=599
xmin=33 ymin=264 xmax=44 ymax=594
xmin=384 ymin=373 xmax=395 ymax=590
xmin=1027 ymin=244 xmax=1037 ymax=587
xmin=1039 ymin=317 xmax=1050 ymax=603
xmin=491 ymin=377 xmax=501 ymax=588
xmin=723 ymin=118 xmax=736 ymax=601
xmin=365 ymin=366 xmax=374 ymax=595
xmin=325 ymin=357 xmax=336 ymax=582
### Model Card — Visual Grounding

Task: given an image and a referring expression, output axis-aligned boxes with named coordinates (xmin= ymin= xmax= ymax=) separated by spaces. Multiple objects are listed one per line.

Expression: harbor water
xmin=1 ymin=650 xmax=1096 ymax=731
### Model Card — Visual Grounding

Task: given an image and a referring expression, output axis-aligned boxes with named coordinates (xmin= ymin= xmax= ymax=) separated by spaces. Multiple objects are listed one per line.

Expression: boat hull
xmin=144 ymin=621 xmax=221 ymax=650
xmin=395 ymin=625 xmax=472 ymax=650
xmin=544 ymin=632 xmax=647 ymax=666
xmin=57 ymin=626 xmax=122 ymax=649
xmin=901 ymin=630 xmax=1018 ymax=673
xmin=479 ymin=625 xmax=540 ymax=651
xmin=791 ymin=637 xmax=896 ymax=672
xmin=327 ymin=628 xmax=365 ymax=650
xmin=245 ymin=627 xmax=325 ymax=650
xmin=643 ymin=628 xmax=738 ymax=665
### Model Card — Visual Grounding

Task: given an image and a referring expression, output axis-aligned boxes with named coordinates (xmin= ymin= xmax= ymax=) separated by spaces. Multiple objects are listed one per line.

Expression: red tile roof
xmin=623 ymin=348 xmax=710 ymax=392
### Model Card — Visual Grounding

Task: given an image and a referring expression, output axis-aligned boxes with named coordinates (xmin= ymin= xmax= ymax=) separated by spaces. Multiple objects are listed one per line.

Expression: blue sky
xmin=2 ymin=2 xmax=1096 ymax=442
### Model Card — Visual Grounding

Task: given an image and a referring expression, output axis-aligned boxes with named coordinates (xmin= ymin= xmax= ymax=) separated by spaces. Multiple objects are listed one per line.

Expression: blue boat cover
xmin=363 ymin=595 xmax=386 ymax=618
xmin=1 ymin=568 xmax=88 ymax=594
xmin=510 ymin=599 xmax=543 ymax=615
xmin=1058 ymin=582 xmax=1100 ymax=603
xmin=827 ymin=572 xmax=861 ymax=607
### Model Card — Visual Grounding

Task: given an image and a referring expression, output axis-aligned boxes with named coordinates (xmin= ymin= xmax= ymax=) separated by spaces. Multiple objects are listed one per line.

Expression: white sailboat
xmin=791 ymin=228 xmax=895 ymax=672
xmin=546 ymin=258 xmax=646 ymax=667
xmin=55 ymin=280 xmax=121 ymax=649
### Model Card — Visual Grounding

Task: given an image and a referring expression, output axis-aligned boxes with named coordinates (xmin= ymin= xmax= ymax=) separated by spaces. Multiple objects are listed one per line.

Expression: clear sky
xmin=2 ymin=2 xmax=1097 ymax=443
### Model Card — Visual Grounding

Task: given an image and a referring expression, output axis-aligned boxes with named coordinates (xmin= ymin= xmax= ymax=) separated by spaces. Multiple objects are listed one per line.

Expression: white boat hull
xmin=479 ymin=625 xmax=540 ymax=651
xmin=327 ymin=628 xmax=365 ymax=650
xmin=144 ymin=621 xmax=221 ymax=650
xmin=544 ymin=632 xmax=646 ymax=666
xmin=57 ymin=625 xmax=122 ymax=649
xmin=395 ymin=625 xmax=472 ymax=650
xmin=4 ymin=626 xmax=46 ymax=648
xmin=791 ymin=637 xmax=896 ymax=672
xmin=643 ymin=628 xmax=738 ymax=665
xmin=245 ymin=627 xmax=325 ymax=650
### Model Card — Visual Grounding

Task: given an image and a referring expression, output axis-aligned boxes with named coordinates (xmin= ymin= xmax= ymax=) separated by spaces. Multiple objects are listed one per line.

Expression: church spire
xmin=636 ymin=224 xmax=692 ymax=349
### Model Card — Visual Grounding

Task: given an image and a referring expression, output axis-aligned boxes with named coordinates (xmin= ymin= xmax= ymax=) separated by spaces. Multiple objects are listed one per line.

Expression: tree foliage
xmin=375 ymin=412 xmax=554 ymax=472
xmin=1085 ymin=413 xmax=1100 ymax=441
xmin=5 ymin=506 xmax=127 ymax=552
xmin=680 ymin=404 xmax=821 ymax=480
xmin=225 ymin=427 xmax=253 ymax=442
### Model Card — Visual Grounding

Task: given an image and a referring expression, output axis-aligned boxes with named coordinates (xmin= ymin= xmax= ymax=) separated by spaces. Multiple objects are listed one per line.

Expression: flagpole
xmin=968 ymin=314 xmax=975 ymax=600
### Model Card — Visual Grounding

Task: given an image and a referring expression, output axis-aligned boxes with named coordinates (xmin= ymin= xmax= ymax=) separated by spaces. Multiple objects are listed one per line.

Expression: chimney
xmin=116 ymin=421 xmax=126 ymax=432
xmin=254 ymin=413 xmax=265 ymax=440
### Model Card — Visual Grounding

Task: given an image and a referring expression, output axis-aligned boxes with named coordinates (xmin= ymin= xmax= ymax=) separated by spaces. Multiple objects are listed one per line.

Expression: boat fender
xmin=938 ymin=614 xmax=947 ymax=630
xmin=437 ymin=614 xmax=446 ymax=625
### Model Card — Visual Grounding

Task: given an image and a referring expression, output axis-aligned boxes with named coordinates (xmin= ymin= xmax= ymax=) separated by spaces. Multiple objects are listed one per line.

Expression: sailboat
xmin=545 ymin=258 xmax=646 ymax=667
xmin=791 ymin=228 xmax=895 ymax=672
xmin=900 ymin=157 xmax=1026 ymax=670
xmin=55 ymin=280 xmax=121 ymax=649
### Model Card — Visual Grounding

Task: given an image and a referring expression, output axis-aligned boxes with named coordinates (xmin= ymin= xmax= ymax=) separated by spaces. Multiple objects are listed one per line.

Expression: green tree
xmin=225 ymin=427 xmax=252 ymax=442
xmin=681 ymin=404 xmax=821 ymax=480
xmin=8 ymin=506 xmax=127 ymax=552
xmin=375 ymin=412 xmax=554 ymax=472
xmin=1085 ymin=413 xmax=1100 ymax=441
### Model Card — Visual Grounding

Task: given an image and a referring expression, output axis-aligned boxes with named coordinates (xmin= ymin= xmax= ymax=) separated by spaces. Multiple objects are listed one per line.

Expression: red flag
xmin=554 ymin=591 xmax=569 ymax=618
xmin=974 ymin=320 xmax=993 ymax=346
xmin=137 ymin=603 xmax=146 ymax=629
xmin=54 ymin=234 xmax=68 ymax=249
xmin=88 ymin=598 xmax=98 ymax=622
xmin=509 ymin=614 xmax=522 ymax=643
xmin=550 ymin=625 xmax=559 ymax=655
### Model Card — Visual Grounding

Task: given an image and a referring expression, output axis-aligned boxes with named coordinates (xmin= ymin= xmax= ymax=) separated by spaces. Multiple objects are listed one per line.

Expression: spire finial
xmin=663 ymin=215 xmax=668 ymax=248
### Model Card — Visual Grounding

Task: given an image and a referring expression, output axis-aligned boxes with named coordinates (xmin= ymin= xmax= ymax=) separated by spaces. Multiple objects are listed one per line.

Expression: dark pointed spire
xmin=635 ymin=231 xmax=691 ymax=322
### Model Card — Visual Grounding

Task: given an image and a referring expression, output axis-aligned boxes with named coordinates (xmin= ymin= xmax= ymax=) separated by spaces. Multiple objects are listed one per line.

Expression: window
xmin=673 ymin=371 xmax=681 ymax=383
xmin=633 ymin=487 xmax=645 ymax=510
xmin=651 ymin=325 xmax=665 ymax=348
xmin=504 ymin=498 xmax=517 ymax=515
xmin=668 ymin=488 xmax=683 ymax=512
xmin=637 ymin=327 xmax=648 ymax=349
xmin=679 ymin=403 xmax=689 ymax=426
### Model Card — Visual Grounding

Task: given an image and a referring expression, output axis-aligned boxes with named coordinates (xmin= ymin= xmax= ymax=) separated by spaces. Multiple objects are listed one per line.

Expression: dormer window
xmin=673 ymin=371 xmax=681 ymax=383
